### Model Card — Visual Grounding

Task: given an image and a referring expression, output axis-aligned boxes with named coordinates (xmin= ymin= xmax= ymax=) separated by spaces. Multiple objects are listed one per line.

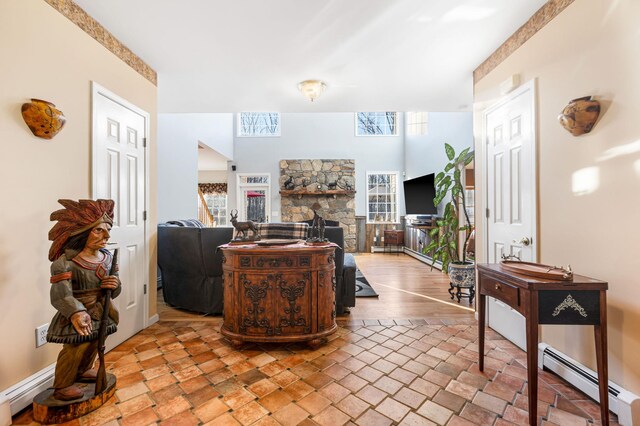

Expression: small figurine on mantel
xmin=33 ymin=199 xmax=120 ymax=424
xmin=306 ymin=202 xmax=328 ymax=245
xmin=283 ymin=175 xmax=295 ymax=190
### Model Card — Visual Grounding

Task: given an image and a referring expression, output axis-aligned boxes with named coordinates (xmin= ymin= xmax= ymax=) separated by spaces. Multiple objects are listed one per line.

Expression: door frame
xmin=90 ymin=81 xmax=151 ymax=328
xmin=479 ymin=79 xmax=539 ymax=264
xmin=236 ymin=173 xmax=271 ymax=222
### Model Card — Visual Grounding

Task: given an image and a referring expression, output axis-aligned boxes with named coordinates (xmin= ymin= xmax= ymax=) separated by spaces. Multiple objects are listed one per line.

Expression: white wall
xmin=158 ymin=113 xmax=234 ymax=222
xmin=405 ymin=112 xmax=473 ymax=180
xmin=230 ymin=113 xmax=406 ymax=219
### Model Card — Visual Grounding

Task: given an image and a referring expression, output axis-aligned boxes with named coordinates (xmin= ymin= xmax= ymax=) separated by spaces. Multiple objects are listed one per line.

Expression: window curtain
xmin=198 ymin=183 xmax=227 ymax=195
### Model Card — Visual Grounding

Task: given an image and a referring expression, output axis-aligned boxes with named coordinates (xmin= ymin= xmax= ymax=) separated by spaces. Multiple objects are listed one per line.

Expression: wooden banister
xmin=198 ymin=189 xmax=215 ymax=227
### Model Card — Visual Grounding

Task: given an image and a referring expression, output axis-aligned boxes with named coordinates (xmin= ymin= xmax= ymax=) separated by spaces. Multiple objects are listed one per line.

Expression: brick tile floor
xmin=13 ymin=318 xmax=620 ymax=425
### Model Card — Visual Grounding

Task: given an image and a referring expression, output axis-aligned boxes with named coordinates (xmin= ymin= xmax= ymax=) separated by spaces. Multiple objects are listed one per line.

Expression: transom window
xmin=356 ymin=112 xmax=398 ymax=136
xmin=237 ymin=112 xmax=281 ymax=137
xmin=238 ymin=175 xmax=270 ymax=184
xmin=406 ymin=112 xmax=429 ymax=136
xmin=366 ymin=172 xmax=399 ymax=223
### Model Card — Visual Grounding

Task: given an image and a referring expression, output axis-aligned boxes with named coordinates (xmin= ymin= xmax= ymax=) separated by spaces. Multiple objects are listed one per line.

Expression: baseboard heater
xmin=398 ymin=248 xmax=443 ymax=271
xmin=370 ymin=246 xmax=403 ymax=253
xmin=2 ymin=363 xmax=55 ymax=416
xmin=538 ymin=343 xmax=639 ymax=425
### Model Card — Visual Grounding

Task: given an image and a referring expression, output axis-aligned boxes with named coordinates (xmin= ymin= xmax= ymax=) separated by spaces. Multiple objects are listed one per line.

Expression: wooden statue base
xmin=33 ymin=374 xmax=116 ymax=424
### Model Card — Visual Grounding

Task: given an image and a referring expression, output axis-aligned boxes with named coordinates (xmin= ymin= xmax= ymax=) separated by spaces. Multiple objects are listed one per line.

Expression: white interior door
xmin=484 ymin=80 xmax=537 ymax=350
xmin=92 ymin=83 xmax=148 ymax=349
xmin=236 ymin=173 xmax=270 ymax=223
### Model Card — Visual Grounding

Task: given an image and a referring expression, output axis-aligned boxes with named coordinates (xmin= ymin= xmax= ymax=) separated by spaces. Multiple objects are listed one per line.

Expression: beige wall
xmin=0 ymin=1 xmax=157 ymax=391
xmin=474 ymin=0 xmax=640 ymax=394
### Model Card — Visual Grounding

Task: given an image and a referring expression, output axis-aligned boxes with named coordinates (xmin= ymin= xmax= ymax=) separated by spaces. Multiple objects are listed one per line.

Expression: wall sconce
xmin=297 ymin=80 xmax=327 ymax=102
xmin=21 ymin=98 xmax=66 ymax=139
xmin=558 ymin=96 xmax=600 ymax=136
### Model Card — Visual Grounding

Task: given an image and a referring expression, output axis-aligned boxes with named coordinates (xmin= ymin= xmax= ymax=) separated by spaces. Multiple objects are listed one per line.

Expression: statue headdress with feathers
xmin=48 ymin=199 xmax=115 ymax=261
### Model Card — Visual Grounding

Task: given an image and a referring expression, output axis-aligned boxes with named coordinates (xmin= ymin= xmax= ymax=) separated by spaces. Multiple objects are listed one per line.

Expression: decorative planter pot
xmin=21 ymin=98 xmax=66 ymax=139
xmin=448 ymin=262 xmax=475 ymax=288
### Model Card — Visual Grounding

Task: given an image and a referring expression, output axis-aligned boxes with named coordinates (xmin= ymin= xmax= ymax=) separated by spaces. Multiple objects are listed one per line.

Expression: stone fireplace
xmin=279 ymin=159 xmax=356 ymax=252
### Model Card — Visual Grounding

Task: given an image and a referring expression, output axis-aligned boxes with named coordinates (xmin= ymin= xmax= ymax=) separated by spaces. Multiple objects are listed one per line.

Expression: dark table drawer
xmin=482 ymin=277 xmax=519 ymax=307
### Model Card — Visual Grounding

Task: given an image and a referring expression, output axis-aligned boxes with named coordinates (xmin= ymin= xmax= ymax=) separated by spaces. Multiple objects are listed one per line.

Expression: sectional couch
xmin=157 ymin=222 xmax=356 ymax=315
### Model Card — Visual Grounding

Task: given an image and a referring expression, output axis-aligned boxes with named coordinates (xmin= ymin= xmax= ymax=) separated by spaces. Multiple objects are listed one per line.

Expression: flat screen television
xmin=403 ymin=173 xmax=437 ymax=215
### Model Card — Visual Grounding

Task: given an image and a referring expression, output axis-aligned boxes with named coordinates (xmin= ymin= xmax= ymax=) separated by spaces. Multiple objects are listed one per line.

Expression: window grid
xmin=366 ymin=172 xmax=399 ymax=223
xmin=356 ymin=112 xmax=398 ymax=136
xmin=204 ymin=193 xmax=228 ymax=226
xmin=238 ymin=112 xmax=281 ymax=137
xmin=406 ymin=111 xmax=429 ymax=136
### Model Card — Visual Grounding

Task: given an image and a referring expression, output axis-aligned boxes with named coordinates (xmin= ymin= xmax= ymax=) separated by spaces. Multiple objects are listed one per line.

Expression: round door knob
xmin=513 ymin=237 xmax=532 ymax=246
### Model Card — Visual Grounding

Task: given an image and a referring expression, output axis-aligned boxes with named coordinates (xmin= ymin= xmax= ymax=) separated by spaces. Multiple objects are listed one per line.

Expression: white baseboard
xmin=2 ymin=363 xmax=55 ymax=416
xmin=0 ymin=394 xmax=10 ymax=426
xmin=538 ymin=343 xmax=639 ymax=426
xmin=148 ymin=313 xmax=159 ymax=326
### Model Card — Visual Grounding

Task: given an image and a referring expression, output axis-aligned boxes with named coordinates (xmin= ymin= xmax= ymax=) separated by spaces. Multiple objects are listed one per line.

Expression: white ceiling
xmin=75 ymin=0 xmax=546 ymax=113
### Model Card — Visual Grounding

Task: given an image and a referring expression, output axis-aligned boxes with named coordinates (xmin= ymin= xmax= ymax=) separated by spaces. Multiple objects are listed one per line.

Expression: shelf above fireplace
xmin=280 ymin=189 xmax=356 ymax=198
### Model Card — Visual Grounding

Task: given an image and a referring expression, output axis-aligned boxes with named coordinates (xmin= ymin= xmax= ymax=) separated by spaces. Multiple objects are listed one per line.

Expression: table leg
xmin=595 ymin=291 xmax=610 ymax=426
xmin=478 ymin=293 xmax=486 ymax=371
xmin=525 ymin=297 xmax=539 ymax=426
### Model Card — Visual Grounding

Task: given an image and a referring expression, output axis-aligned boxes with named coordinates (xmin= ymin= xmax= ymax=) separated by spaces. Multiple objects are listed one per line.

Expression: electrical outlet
xmin=35 ymin=323 xmax=49 ymax=347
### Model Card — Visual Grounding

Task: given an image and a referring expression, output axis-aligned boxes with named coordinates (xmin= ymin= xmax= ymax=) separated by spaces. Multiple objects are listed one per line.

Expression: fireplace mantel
xmin=280 ymin=189 xmax=356 ymax=199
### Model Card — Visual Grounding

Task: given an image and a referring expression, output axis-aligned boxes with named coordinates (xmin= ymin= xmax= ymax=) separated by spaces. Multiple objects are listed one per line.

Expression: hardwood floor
xmin=350 ymin=253 xmax=474 ymax=320
xmin=157 ymin=253 xmax=475 ymax=322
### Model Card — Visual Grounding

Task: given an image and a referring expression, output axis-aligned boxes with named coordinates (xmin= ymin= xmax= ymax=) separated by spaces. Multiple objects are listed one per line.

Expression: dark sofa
xmin=157 ymin=222 xmax=355 ymax=315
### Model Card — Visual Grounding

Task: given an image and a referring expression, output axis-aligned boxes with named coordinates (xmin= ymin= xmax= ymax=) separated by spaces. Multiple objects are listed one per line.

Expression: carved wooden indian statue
xmin=34 ymin=199 xmax=121 ymax=422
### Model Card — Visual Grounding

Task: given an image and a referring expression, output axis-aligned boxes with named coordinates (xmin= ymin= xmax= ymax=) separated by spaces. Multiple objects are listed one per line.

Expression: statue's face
xmin=85 ymin=223 xmax=111 ymax=251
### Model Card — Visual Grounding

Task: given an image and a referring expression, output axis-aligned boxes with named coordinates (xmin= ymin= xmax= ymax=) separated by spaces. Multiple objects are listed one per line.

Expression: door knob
xmin=513 ymin=237 xmax=531 ymax=246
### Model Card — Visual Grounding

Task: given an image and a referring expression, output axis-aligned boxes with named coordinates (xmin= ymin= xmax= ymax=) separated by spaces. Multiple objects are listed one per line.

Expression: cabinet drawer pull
xmin=495 ymin=283 xmax=501 ymax=291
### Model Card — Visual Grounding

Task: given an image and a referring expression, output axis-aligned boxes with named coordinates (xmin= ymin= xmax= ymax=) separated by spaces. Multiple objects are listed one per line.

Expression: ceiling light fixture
xmin=298 ymin=80 xmax=326 ymax=102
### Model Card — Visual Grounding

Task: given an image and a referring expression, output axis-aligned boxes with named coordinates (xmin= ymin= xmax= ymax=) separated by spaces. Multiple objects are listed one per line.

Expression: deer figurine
xmin=230 ymin=209 xmax=260 ymax=241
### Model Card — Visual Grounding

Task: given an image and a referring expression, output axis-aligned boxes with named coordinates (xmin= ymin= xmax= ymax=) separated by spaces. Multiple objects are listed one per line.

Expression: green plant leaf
xmin=456 ymin=147 xmax=470 ymax=164
xmin=464 ymin=152 xmax=474 ymax=166
xmin=444 ymin=163 xmax=454 ymax=172
xmin=445 ymin=143 xmax=455 ymax=161
xmin=434 ymin=172 xmax=445 ymax=185
xmin=433 ymin=190 xmax=447 ymax=206
xmin=424 ymin=241 xmax=438 ymax=253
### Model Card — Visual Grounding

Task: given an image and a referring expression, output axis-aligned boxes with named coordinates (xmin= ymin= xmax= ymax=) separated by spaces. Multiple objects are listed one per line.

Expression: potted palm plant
xmin=423 ymin=143 xmax=475 ymax=287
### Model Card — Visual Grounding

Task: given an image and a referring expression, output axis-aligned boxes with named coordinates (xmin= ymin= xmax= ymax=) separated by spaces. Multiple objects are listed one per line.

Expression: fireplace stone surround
xmin=279 ymin=159 xmax=356 ymax=252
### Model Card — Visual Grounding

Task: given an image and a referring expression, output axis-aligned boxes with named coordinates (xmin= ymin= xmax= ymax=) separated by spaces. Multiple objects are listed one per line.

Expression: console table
xmin=477 ymin=264 xmax=609 ymax=426
xmin=220 ymin=242 xmax=338 ymax=348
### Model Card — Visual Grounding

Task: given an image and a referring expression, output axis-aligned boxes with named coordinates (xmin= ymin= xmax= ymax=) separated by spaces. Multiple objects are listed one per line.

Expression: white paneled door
xmin=484 ymin=80 xmax=537 ymax=350
xmin=92 ymin=83 xmax=148 ymax=349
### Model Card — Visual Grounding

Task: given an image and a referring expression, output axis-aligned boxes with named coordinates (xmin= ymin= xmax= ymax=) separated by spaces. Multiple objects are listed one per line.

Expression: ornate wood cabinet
xmin=220 ymin=243 xmax=338 ymax=348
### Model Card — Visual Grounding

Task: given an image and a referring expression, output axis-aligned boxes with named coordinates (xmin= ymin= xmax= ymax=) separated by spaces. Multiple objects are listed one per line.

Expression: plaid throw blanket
xmin=166 ymin=219 xmax=206 ymax=228
xmin=256 ymin=223 xmax=309 ymax=240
